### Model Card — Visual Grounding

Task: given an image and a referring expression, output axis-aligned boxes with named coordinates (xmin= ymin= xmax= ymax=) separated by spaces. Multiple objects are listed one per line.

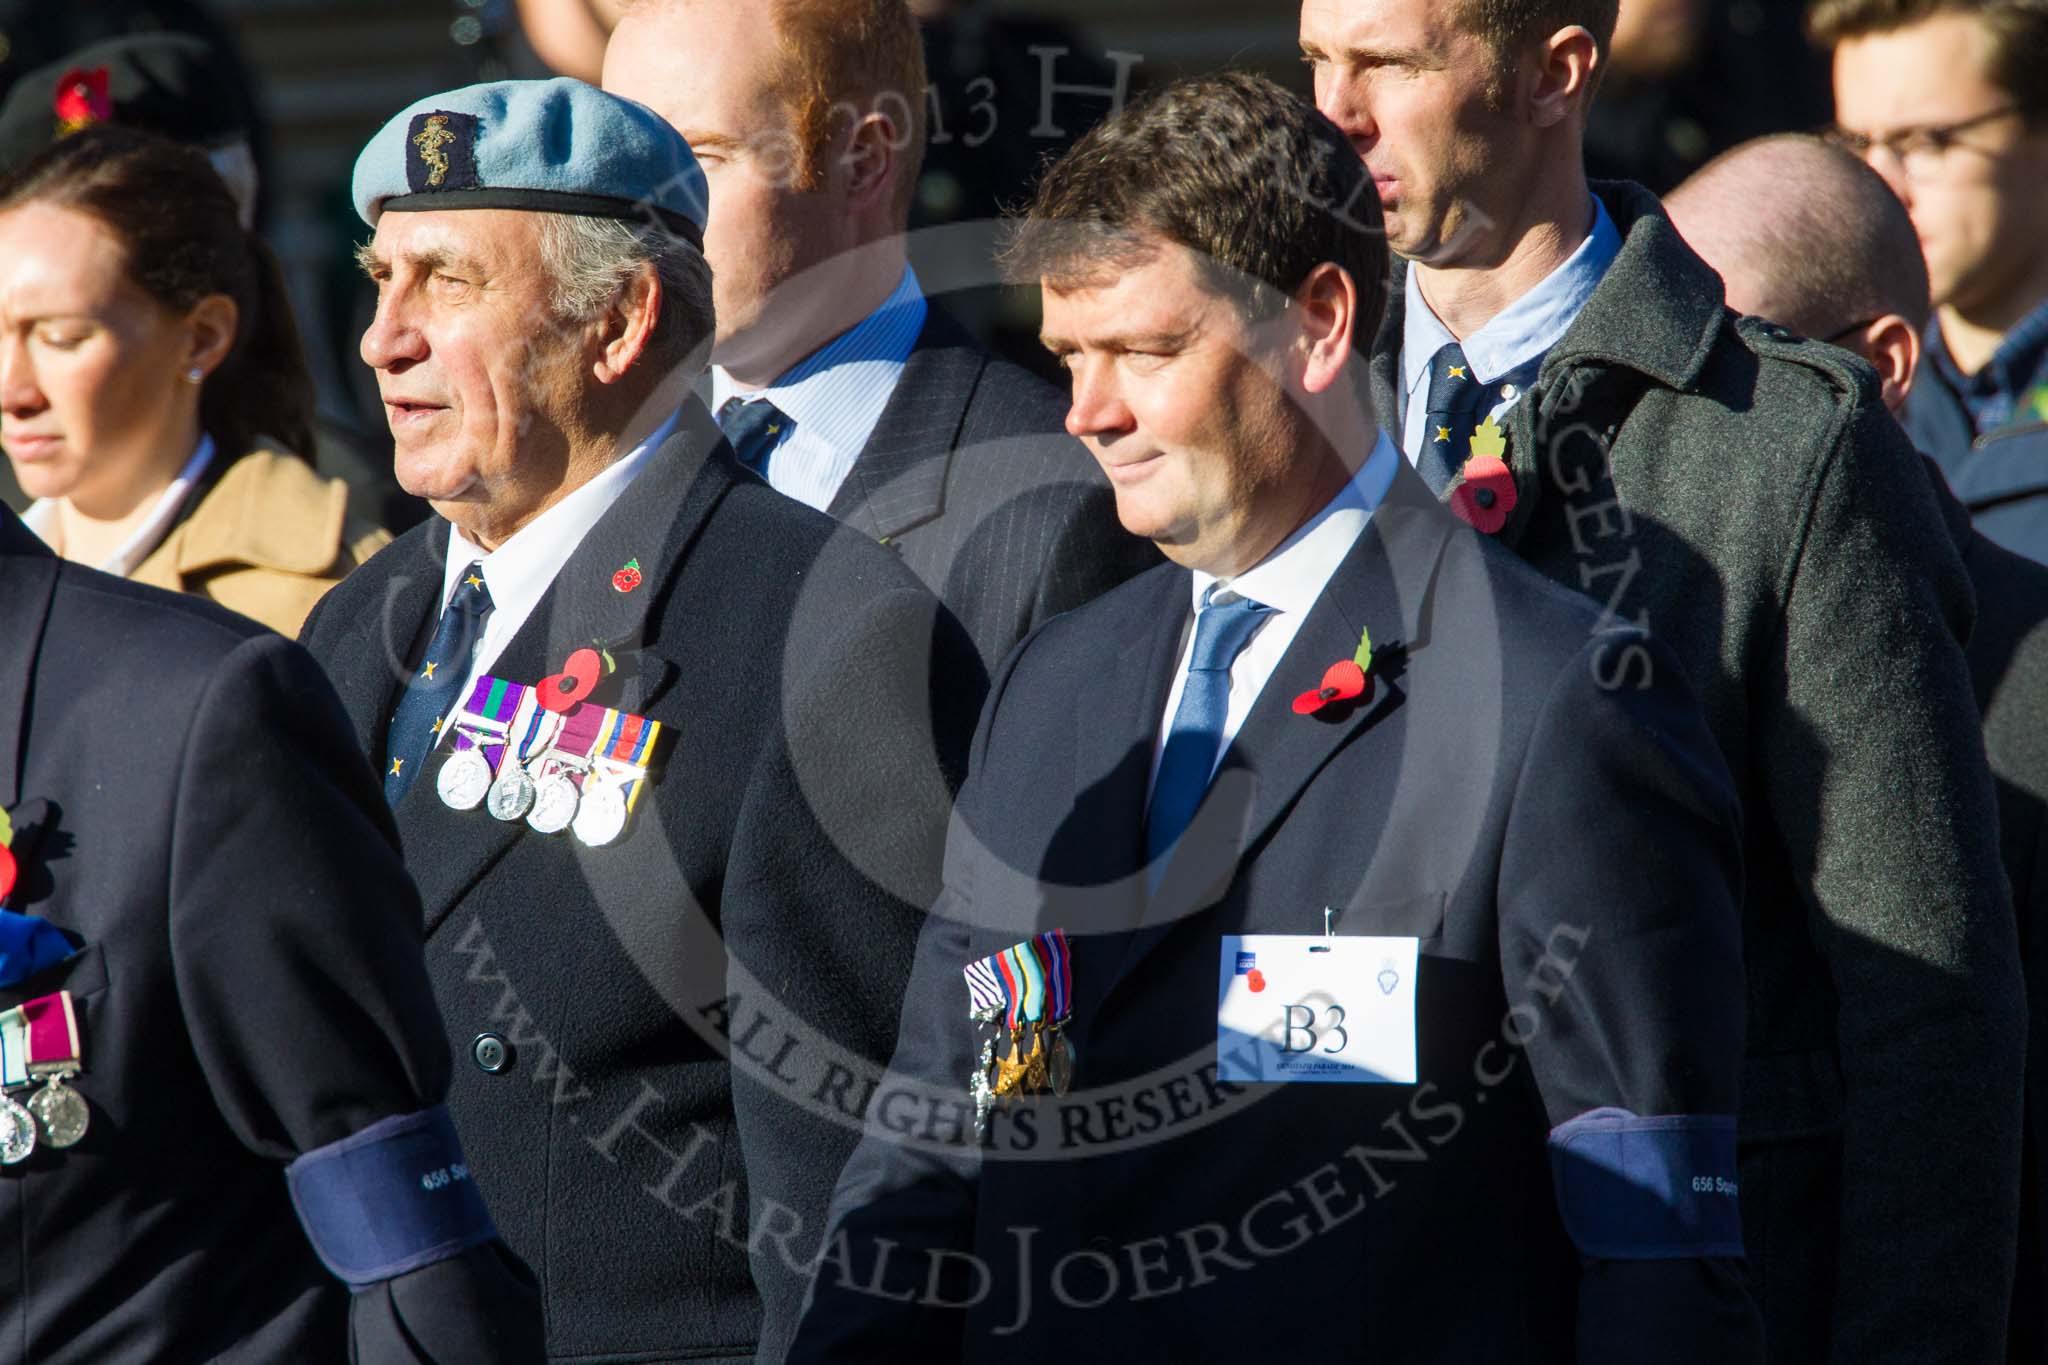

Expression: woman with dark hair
xmin=0 ymin=125 xmax=386 ymax=636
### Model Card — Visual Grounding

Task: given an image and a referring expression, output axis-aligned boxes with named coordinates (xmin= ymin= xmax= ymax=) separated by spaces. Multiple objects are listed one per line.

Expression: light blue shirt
xmin=710 ymin=265 xmax=929 ymax=512
xmin=1398 ymin=196 xmax=1621 ymax=462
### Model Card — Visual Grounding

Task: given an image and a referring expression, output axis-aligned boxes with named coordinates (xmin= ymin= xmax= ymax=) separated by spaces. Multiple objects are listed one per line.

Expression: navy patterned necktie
xmin=716 ymin=396 xmax=793 ymax=477
xmin=384 ymin=562 xmax=493 ymax=805
xmin=1419 ymin=341 xmax=1493 ymax=495
xmin=1145 ymin=591 xmax=1275 ymax=878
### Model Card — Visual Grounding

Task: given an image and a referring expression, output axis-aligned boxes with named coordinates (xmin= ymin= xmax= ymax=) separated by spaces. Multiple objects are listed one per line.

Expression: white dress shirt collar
xmin=709 ymin=265 xmax=929 ymax=511
xmin=438 ymin=405 xmax=679 ymax=708
xmin=24 ymin=433 xmax=216 ymax=578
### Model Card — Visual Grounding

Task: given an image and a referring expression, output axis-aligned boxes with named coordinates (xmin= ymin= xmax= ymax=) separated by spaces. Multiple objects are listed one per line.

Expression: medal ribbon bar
xmin=21 ymin=991 xmax=79 ymax=1076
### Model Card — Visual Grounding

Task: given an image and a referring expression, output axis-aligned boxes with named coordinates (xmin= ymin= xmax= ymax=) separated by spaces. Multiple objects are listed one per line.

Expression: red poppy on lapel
xmin=611 ymin=558 xmax=643 ymax=593
xmin=0 ymin=809 xmax=15 ymax=903
xmin=53 ymin=69 xmax=112 ymax=136
xmin=1450 ymin=455 xmax=1517 ymax=534
xmin=1293 ymin=626 xmax=1376 ymax=716
xmin=537 ymin=647 xmax=611 ymax=713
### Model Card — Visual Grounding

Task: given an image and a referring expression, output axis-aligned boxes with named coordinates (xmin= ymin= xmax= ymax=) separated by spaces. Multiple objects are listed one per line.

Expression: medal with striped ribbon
xmin=438 ymin=676 xmax=525 ymax=811
xmin=962 ymin=955 xmax=1007 ymax=1138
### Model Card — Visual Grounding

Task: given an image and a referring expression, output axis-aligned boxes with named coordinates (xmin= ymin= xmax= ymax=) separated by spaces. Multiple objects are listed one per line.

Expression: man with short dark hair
xmin=301 ymin=78 xmax=982 ymax=1362
xmin=1669 ymin=134 xmax=2048 ymax=1360
xmin=1816 ymin=0 xmax=2048 ymax=559
xmin=603 ymin=0 xmax=1154 ymax=672
xmin=792 ymin=71 xmax=1761 ymax=1364
xmin=1304 ymin=0 xmax=2027 ymax=1360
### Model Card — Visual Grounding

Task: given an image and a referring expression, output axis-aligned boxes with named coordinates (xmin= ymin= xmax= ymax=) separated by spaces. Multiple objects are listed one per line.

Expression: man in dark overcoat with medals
xmin=0 ymin=507 xmax=542 ymax=1361
xmin=302 ymin=78 xmax=983 ymax=1363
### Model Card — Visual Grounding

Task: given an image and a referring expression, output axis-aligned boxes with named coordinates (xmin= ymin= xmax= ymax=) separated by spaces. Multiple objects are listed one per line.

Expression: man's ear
xmin=594 ymin=262 xmax=661 ymax=384
xmin=1857 ymin=313 xmax=1922 ymax=417
xmin=841 ymin=107 xmax=903 ymax=212
xmin=1294 ymin=262 xmax=1358 ymax=396
xmin=1529 ymin=25 xmax=1601 ymax=128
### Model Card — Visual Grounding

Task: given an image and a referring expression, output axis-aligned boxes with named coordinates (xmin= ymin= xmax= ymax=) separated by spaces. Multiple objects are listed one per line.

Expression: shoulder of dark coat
xmin=681 ymin=473 xmax=942 ymax=612
xmin=44 ymin=560 xmax=278 ymax=706
xmin=1718 ymin=313 xmax=1889 ymax=416
xmin=301 ymin=514 xmax=437 ymax=627
xmin=998 ymin=554 xmax=1181 ymax=664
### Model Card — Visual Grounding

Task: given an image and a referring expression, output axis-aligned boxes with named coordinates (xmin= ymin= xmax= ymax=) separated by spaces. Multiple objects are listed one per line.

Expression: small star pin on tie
xmin=430 ymin=716 xmax=444 ymax=737
xmin=1448 ymin=364 xmax=1467 ymax=380
xmin=421 ymin=661 xmax=437 ymax=681
xmin=389 ymin=757 xmax=404 ymax=778
xmin=465 ymin=573 xmax=484 ymax=591
xmin=1435 ymin=425 xmax=1451 ymax=443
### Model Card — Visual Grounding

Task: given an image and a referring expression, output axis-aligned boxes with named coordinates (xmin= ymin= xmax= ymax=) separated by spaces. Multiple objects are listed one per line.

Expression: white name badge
xmin=1216 ymin=935 xmax=1419 ymax=1084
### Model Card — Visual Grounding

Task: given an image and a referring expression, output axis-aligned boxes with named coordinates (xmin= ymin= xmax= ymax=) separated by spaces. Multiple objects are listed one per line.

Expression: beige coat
xmin=131 ymin=448 xmax=390 ymax=638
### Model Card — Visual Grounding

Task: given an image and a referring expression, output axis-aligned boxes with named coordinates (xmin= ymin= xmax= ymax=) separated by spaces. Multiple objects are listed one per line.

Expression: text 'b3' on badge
xmin=1216 ymin=934 xmax=1420 ymax=1084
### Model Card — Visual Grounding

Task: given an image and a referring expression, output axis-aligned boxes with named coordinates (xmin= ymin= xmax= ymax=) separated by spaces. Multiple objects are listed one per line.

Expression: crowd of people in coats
xmin=0 ymin=0 xmax=2045 ymax=1361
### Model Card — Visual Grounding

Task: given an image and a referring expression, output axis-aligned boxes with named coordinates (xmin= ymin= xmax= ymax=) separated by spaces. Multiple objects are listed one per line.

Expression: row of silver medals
xmin=0 ymin=1068 xmax=86 ymax=1164
xmin=435 ymin=714 xmax=633 ymax=847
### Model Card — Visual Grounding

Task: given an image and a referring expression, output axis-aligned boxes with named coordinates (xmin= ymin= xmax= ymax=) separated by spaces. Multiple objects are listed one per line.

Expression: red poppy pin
xmin=1293 ymin=625 xmax=1375 ymax=717
xmin=0 ymin=808 xmax=15 ymax=904
xmin=53 ymin=68 xmax=112 ymax=137
xmin=1449 ymin=417 xmax=1518 ymax=534
xmin=537 ymin=645 xmax=616 ymax=713
xmin=611 ymin=558 xmax=643 ymax=593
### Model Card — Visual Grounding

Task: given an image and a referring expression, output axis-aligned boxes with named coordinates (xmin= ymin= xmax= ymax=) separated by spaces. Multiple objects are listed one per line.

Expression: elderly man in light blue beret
xmin=301 ymin=78 xmax=985 ymax=1363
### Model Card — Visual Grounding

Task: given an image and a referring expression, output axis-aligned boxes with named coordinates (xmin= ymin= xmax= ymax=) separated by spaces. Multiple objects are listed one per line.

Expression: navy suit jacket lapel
xmin=1100 ymin=461 xmax=1455 ymax=1001
xmin=317 ymin=520 xmax=445 ymax=773
xmin=1050 ymin=564 xmax=1190 ymax=1014
xmin=827 ymin=311 xmax=983 ymax=542
xmin=401 ymin=405 xmax=734 ymax=938
xmin=0 ymin=513 xmax=58 ymax=811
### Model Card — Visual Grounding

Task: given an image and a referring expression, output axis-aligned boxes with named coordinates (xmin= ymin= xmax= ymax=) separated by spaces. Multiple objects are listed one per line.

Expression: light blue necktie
xmin=1145 ymin=591 xmax=1274 ymax=873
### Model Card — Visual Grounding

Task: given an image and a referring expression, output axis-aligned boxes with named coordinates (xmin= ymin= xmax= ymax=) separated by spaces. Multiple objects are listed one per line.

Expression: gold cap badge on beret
xmin=406 ymin=110 xmax=478 ymax=194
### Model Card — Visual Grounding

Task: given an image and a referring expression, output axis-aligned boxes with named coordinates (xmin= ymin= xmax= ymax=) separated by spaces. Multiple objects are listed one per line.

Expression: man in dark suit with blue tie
xmin=791 ymin=73 xmax=1761 ymax=1364
xmin=601 ymin=0 xmax=1156 ymax=672
xmin=300 ymin=79 xmax=983 ymax=1363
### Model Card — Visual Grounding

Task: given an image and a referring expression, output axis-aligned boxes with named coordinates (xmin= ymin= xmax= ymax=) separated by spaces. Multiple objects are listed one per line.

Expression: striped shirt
xmin=710 ymin=265 xmax=929 ymax=511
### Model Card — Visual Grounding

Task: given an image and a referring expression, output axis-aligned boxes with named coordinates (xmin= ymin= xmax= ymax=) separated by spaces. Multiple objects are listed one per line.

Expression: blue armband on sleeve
xmin=1547 ymin=1107 xmax=1743 ymax=1260
xmin=285 ymin=1105 xmax=499 ymax=1289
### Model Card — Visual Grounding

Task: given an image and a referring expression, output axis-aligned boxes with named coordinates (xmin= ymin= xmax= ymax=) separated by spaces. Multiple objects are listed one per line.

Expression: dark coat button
xmin=472 ymin=1032 xmax=514 ymax=1074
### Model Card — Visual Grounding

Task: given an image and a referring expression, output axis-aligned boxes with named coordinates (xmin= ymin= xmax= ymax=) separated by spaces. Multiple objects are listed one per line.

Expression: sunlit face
xmin=0 ymin=202 xmax=200 ymax=506
xmin=1300 ymin=0 xmax=1525 ymax=265
xmin=1041 ymin=241 xmax=1313 ymax=578
xmin=604 ymin=0 xmax=857 ymax=381
xmin=1833 ymin=13 xmax=2048 ymax=314
xmin=358 ymin=209 xmax=597 ymax=540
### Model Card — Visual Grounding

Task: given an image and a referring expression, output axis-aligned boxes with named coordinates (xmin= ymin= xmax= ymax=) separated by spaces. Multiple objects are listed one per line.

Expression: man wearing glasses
xmin=1818 ymin=1 xmax=2048 ymax=488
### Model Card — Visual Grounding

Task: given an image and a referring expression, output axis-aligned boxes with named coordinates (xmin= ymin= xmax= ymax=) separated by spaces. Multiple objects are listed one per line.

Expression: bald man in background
xmin=1670 ymin=135 xmax=2048 ymax=1361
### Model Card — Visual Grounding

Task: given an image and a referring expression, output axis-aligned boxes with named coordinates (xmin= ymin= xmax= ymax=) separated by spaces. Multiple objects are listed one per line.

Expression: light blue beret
xmin=351 ymin=77 xmax=706 ymax=247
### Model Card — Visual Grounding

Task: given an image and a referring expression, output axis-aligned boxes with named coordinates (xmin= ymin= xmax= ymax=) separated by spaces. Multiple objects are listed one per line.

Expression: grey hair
xmin=533 ymin=211 xmax=713 ymax=372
